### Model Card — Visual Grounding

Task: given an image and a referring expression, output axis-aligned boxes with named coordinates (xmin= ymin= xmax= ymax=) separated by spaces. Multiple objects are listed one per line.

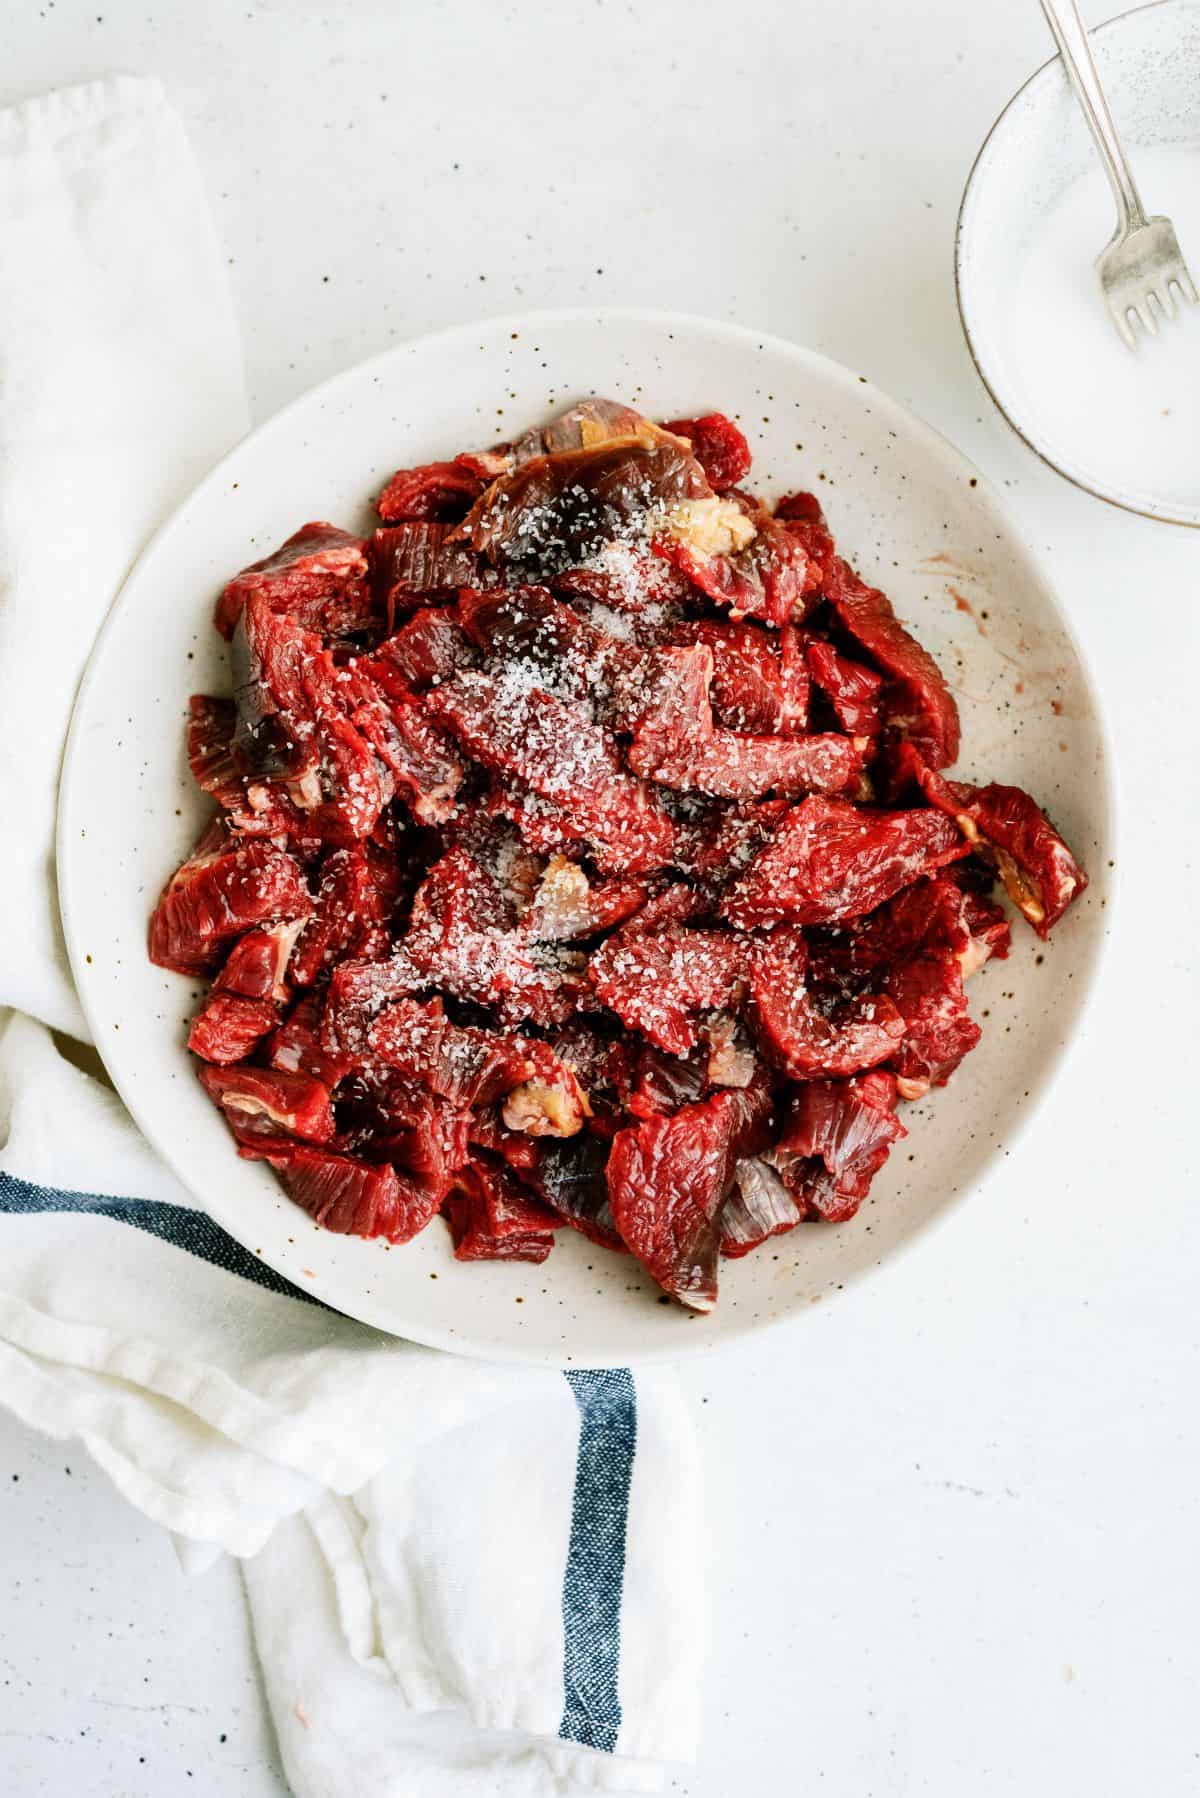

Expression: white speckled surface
xmin=3 ymin=0 xmax=1199 ymax=1793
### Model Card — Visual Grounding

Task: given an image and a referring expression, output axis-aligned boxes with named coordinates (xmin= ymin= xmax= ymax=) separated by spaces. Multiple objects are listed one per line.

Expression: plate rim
xmin=56 ymin=304 xmax=1119 ymax=1363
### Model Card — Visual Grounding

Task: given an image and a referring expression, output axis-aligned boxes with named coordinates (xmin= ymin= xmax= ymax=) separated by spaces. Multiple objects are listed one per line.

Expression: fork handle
xmin=1040 ymin=0 xmax=1147 ymax=232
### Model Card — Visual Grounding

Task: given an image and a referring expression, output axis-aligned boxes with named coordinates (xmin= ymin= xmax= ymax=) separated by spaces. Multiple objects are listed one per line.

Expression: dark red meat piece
xmin=644 ymin=729 xmax=867 ymax=803
xmin=900 ymin=752 xmax=1087 ymax=938
xmin=527 ymin=1133 xmax=625 ymax=1251
xmin=392 ymin=1102 xmax=473 ymax=1195
xmin=774 ymin=491 xmax=837 ymax=590
xmin=590 ymin=926 xmax=746 ymax=1056
xmin=498 ymin=1040 xmax=591 ymax=1139
xmin=188 ymin=993 xmax=279 ymax=1064
xmin=811 ymin=873 xmax=974 ymax=980
xmin=749 ymin=926 xmax=906 ymax=1079
xmin=264 ymin=1144 xmax=439 ymax=1244
xmin=458 ymin=584 xmax=642 ymax=723
xmin=722 ymin=797 xmax=965 ymax=929
xmin=806 ymin=639 xmax=884 ymax=737
xmin=349 ymin=683 xmax=463 ymax=825
xmin=655 ymin=501 xmax=820 ymax=628
xmin=623 ymin=643 xmax=711 ymax=766
xmin=653 ymin=533 xmax=782 ymax=631
xmin=231 ymin=598 xmax=391 ymax=841
xmin=627 ymin=1047 xmax=709 ymax=1118
xmin=610 ymin=880 xmax=702 ymax=933
xmin=342 ymin=1082 xmax=472 ymax=1197
xmin=366 ymin=993 xmax=588 ymax=1141
xmin=186 ymin=696 xmax=243 ymax=812
xmin=149 ymin=823 xmax=311 ymax=975
xmin=607 ymin=1074 xmax=775 ymax=1310
xmin=367 ymin=996 xmax=534 ymax=1106
xmin=216 ymin=523 xmax=372 ymax=641
xmin=321 ymin=956 xmax=416 ymax=1058
xmin=367 ymin=608 xmax=475 ymax=694
xmin=768 ymin=1072 xmax=905 ymax=1222
xmin=301 ymin=713 xmax=391 ymax=845
xmin=213 ymin=919 xmax=303 ymax=1002
xmin=199 ymin=1064 xmax=336 ymax=1146
xmin=321 ymin=835 xmax=577 ymax=1057
xmin=228 ymin=604 xmax=318 ymax=783
xmin=392 ymin=845 xmax=579 ymax=1026
xmin=551 ymin=552 xmax=690 ymax=629
xmin=960 ymin=887 xmax=1013 ymax=969
xmin=461 ymin=438 xmax=709 ymax=571
xmin=188 ymin=918 xmax=303 ymax=1065
xmin=824 ymin=557 xmax=961 ymax=768
xmin=774 ymin=491 xmax=827 ymax=525
xmin=810 ymin=873 xmax=1011 ymax=988
xmin=269 ymin=991 xmax=356 ymax=1089
xmin=628 ymin=645 xmax=865 ymax=801
xmin=721 ymin=502 xmax=820 ymax=620
xmin=455 ymin=449 xmax=512 ymax=482
xmin=426 ymin=671 xmax=675 ymax=875
xmin=719 ymin=1157 xmax=805 ymax=1258
xmin=547 ymin=1021 xmax=639 ymax=1131
xmin=469 ymin=1108 xmax=542 ymax=1175
xmin=661 ymin=414 xmax=752 ymax=489
xmin=443 ymin=1159 xmax=560 ymax=1263
xmin=291 ymin=848 xmax=386 ymax=987
xmin=370 ymin=523 xmax=491 ymax=623
xmin=884 ymin=953 xmax=981 ymax=1098
xmin=187 ymin=697 xmax=310 ymax=840
xmin=443 ymin=811 xmax=545 ymax=912
xmin=686 ymin=799 xmax=792 ymax=891
xmin=690 ymin=620 xmax=809 ymax=735
xmin=377 ymin=460 xmax=485 ymax=524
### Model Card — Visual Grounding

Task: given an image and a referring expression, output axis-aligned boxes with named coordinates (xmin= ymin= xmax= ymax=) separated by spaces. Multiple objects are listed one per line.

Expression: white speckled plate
xmin=58 ymin=309 xmax=1114 ymax=1365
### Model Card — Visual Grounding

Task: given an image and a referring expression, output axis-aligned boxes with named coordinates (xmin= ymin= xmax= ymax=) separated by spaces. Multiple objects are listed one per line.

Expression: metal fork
xmin=1040 ymin=0 xmax=1198 ymax=346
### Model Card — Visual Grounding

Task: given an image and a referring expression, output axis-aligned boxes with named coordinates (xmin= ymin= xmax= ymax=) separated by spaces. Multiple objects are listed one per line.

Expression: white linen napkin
xmin=0 ymin=75 xmax=248 ymax=1038
xmin=0 ymin=77 xmax=701 ymax=1796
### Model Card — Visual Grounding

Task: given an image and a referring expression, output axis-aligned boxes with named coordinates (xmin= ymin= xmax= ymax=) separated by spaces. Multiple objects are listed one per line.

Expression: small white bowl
xmin=957 ymin=0 xmax=1200 ymax=526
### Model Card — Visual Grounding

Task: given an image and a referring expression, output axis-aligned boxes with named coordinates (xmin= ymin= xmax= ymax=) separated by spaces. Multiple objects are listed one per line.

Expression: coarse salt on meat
xmin=157 ymin=396 xmax=1088 ymax=1306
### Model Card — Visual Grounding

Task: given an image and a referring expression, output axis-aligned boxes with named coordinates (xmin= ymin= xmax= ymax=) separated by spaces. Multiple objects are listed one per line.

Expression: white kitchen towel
xmin=0 ymin=77 xmax=701 ymax=1796
xmin=0 ymin=74 xmax=248 ymax=1038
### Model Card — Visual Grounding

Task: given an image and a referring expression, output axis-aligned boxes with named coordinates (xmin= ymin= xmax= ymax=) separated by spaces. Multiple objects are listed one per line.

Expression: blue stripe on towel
xmin=0 ymin=1168 xmax=319 ymax=1304
xmin=559 ymin=1367 xmax=637 ymax=1754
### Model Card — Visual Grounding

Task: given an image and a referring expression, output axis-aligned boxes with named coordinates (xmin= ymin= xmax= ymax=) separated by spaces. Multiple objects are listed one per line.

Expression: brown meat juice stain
xmin=948 ymin=585 xmax=988 ymax=638
xmin=923 ymin=551 xmax=977 ymax=580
